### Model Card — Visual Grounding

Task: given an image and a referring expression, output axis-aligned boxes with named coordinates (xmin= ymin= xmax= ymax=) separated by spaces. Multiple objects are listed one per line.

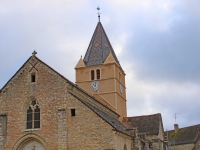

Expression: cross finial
xmin=97 ymin=7 xmax=101 ymax=22
xmin=32 ymin=50 xmax=37 ymax=56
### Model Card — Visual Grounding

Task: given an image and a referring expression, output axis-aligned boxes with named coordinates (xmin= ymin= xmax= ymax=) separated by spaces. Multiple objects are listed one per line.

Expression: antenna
xmin=174 ymin=113 xmax=181 ymax=124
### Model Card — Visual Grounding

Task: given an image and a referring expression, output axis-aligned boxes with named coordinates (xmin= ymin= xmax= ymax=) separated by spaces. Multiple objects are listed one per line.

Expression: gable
xmin=104 ymin=52 xmax=117 ymax=65
xmin=0 ymin=56 xmax=68 ymax=99
xmin=75 ymin=56 xmax=86 ymax=69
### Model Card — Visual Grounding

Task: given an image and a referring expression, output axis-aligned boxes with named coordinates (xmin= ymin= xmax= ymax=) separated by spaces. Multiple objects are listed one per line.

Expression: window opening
xmin=26 ymin=100 xmax=40 ymax=129
xmin=119 ymin=73 xmax=121 ymax=82
xmin=31 ymin=74 xmax=36 ymax=82
xmin=96 ymin=69 xmax=100 ymax=79
xmin=91 ymin=70 xmax=95 ymax=80
xmin=124 ymin=144 xmax=127 ymax=150
xmin=71 ymin=109 xmax=76 ymax=116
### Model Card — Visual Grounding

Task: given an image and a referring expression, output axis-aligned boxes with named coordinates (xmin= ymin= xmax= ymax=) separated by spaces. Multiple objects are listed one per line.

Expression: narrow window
xmin=124 ymin=144 xmax=127 ymax=150
xmin=31 ymin=74 xmax=36 ymax=82
xmin=119 ymin=73 xmax=121 ymax=82
xmin=34 ymin=106 xmax=40 ymax=128
xmin=71 ymin=109 xmax=76 ymax=116
xmin=26 ymin=100 xmax=40 ymax=129
xmin=26 ymin=106 xmax=33 ymax=129
xmin=91 ymin=70 xmax=95 ymax=80
xmin=96 ymin=69 xmax=100 ymax=79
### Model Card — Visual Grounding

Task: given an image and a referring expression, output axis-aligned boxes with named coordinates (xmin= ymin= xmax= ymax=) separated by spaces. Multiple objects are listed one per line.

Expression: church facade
xmin=0 ymin=19 xmax=165 ymax=150
xmin=0 ymin=53 xmax=132 ymax=149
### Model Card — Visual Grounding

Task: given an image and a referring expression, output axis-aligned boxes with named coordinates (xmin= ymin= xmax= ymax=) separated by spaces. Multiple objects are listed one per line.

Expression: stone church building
xmin=0 ymin=18 xmax=165 ymax=150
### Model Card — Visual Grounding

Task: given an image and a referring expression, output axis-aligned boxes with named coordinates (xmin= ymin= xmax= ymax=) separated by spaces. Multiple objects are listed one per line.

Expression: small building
xmin=165 ymin=124 xmax=200 ymax=150
xmin=123 ymin=113 xmax=166 ymax=150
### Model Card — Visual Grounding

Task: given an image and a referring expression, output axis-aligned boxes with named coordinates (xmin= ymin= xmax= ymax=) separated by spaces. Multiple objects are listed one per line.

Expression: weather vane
xmin=97 ymin=7 xmax=101 ymax=22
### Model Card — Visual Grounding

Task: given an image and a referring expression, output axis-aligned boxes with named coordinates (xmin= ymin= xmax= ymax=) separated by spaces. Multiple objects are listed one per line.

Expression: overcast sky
xmin=1 ymin=0 xmax=200 ymax=130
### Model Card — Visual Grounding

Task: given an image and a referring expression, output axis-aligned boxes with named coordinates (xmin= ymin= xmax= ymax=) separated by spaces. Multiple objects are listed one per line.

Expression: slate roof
xmin=83 ymin=22 xmax=121 ymax=67
xmin=122 ymin=113 xmax=162 ymax=135
xmin=165 ymin=124 xmax=200 ymax=145
xmin=72 ymin=94 xmax=132 ymax=137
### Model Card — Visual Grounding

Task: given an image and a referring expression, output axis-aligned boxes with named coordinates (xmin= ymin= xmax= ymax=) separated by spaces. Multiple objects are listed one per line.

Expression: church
xmin=0 ymin=16 xmax=165 ymax=150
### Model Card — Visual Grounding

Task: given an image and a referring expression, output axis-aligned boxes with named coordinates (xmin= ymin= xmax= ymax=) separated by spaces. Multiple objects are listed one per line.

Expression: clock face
xmin=91 ymin=81 xmax=100 ymax=91
xmin=120 ymin=84 xmax=123 ymax=94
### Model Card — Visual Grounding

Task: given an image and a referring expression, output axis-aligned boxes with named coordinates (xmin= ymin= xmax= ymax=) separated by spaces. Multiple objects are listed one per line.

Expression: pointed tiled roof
xmin=83 ymin=22 xmax=121 ymax=67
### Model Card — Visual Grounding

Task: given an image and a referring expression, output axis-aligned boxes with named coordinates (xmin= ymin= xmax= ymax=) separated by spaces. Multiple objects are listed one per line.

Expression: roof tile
xmin=123 ymin=113 xmax=162 ymax=135
xmin=83 ymin=22 xmax=121 ymax=67
xmin=165 ymin=124 xmax=200 ymax=145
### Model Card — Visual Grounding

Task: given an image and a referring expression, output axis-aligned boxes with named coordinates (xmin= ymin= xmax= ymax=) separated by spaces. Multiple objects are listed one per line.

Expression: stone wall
xmin=65 ymin=92 xmax=132 ymax=150
xmin=0 ymin=115 xmax=6 ymax=150
xmin=113 ymin=132 xmax=132 ymax=150
xmin=195 ymin=138 xmax=200 ymax=150
xmin=171 ymin=143 xmax=194 ymax=150
xmin=0 ymin=57 xmax=70 ymax=149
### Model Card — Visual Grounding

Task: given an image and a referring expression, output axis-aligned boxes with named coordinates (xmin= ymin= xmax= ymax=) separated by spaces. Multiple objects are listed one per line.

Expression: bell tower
xmin=75 ymin=15 xmax=127 ymax=119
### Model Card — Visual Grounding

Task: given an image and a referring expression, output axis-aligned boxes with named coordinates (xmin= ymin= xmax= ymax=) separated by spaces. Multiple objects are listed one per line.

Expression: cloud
xmin=120 ymin=2 xmax=200 ymax=83
xmin=126 ymin=69 xmax=200 ymax=128
xmin=0 ymin=0 xmax=200 ymax=130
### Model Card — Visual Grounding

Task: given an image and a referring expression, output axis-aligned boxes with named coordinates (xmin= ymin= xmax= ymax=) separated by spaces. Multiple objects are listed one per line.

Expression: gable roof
xmin=165 ymin=124 xmax=200 ymax=145
xmin=122 ymin=113 xmax=163 ymax=135
xmin=83 ymin=22 xmax=121 ymax=67
xmin=72 ymin=94 xmax=132 ymax=137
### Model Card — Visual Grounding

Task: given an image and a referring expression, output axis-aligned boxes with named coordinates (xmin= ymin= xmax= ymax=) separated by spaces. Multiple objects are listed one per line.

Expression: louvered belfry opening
xmin=96 ymin=69 xmax=100 ymax=79
xmin=91 ymin=70 xmax=95 ymax=80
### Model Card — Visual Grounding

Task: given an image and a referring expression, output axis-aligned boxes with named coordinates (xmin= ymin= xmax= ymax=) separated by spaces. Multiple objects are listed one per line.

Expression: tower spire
xmin=97 ymin=7 xmax=101 ymax=22
xmin=83 ymin=19 xmax=121 ymax=67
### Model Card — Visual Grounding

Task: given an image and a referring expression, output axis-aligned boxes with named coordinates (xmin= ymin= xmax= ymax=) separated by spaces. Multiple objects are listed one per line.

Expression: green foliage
xmin=169 ymin=129 xmax=182 ymax=141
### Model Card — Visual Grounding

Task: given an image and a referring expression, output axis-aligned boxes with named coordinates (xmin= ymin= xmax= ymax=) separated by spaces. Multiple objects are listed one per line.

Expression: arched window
xmin=27 ymin=100 xmax=40 ymax=129
xmin=91 ymin=70 xmax=95 ymax=80
xmin=96 ymin=69 xmax=100 ymax=79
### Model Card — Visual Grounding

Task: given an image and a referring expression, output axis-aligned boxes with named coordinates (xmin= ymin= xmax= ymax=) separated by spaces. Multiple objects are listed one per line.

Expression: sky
xmin=1 ymin=0 xmax=200 ymax=130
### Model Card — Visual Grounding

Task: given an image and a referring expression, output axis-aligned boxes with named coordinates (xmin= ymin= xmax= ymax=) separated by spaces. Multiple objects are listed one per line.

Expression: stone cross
xmin=32 ymin=50 xmax=37 ymax=56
